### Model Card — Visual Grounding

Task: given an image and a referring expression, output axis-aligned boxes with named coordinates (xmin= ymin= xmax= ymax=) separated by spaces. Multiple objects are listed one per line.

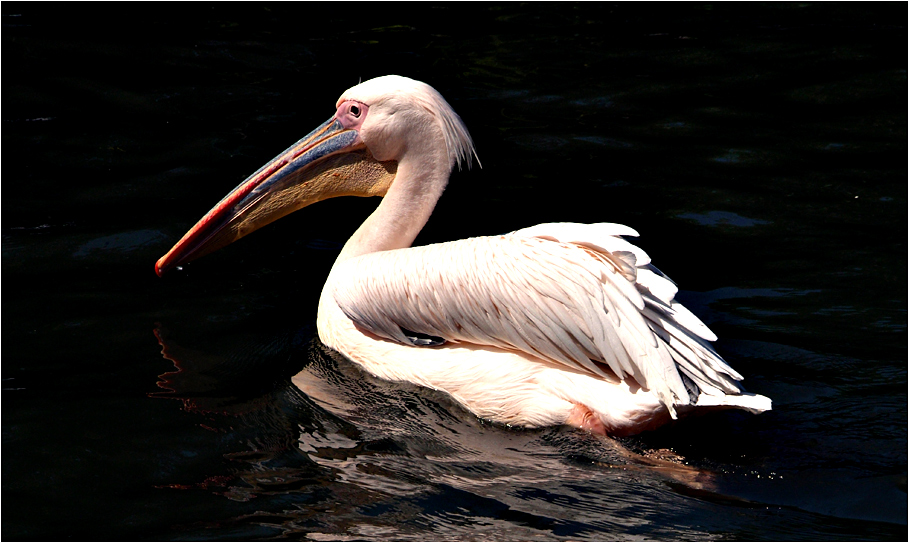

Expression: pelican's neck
xmin=334 ymin=152 xmax=450 ymax=263
xmin=318 ymin=152 xmax=450 ymax=347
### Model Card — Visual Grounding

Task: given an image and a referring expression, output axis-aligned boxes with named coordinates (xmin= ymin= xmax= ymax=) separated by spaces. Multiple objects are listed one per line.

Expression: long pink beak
xmin=155 ymin=116 xmax=361 ymax=276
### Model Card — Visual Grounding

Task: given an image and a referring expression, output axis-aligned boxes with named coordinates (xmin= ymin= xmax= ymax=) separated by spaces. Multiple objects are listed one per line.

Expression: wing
xmin=328 ymin=222 xmax=742 ymax=416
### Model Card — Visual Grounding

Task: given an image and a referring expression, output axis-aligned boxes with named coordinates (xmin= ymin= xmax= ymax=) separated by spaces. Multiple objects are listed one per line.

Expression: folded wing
xmin=329 ymin=222 xmax=743 ymax=417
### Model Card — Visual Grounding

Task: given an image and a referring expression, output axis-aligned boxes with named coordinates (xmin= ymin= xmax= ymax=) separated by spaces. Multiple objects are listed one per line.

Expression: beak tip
xmin=155 ymin=258 xmax=167 ymax=277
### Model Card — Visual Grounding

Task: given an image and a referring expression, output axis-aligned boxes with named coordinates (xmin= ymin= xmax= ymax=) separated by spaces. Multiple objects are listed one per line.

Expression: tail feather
xmin=687 ymin=392 xmax=772 ymax=414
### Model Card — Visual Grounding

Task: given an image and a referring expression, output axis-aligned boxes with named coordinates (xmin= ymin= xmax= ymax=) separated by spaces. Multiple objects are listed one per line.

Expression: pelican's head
xmin=155 ymin=75 xmax=476 ymax=276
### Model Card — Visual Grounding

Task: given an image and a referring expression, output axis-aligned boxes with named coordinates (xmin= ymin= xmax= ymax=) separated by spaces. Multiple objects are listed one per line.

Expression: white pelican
xmin=156 ymin=75 xmax=771 ymax=436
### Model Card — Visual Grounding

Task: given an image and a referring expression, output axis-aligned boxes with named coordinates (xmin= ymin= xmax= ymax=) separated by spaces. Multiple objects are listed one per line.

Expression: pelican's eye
xmin=336 ymin=100 xmax=368 ymax=129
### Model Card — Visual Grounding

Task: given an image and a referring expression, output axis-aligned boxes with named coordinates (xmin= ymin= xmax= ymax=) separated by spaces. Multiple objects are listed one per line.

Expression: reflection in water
xmin=149 ymin=322 xmax=885 ymax=540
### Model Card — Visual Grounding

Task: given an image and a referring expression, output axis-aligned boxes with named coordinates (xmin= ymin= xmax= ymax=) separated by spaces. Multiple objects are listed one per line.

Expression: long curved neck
xmin=334 ymin=148 xmax=450 ymax=264
xmin=318 ymin=129 xmax=452 ymax=347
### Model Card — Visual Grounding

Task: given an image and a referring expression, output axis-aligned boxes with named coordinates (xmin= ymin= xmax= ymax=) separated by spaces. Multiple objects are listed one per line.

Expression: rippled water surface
xmin=3 ymin=4 xmax=906 ymax=540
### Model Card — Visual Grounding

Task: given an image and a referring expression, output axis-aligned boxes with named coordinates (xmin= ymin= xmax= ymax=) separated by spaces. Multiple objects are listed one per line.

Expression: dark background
xmin=3 ymin=3 xmax=906 ymax=540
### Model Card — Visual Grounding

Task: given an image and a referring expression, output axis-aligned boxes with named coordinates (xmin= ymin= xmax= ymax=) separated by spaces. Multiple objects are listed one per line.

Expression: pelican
xmin=156 ymin=75 xmax=770 ymax=436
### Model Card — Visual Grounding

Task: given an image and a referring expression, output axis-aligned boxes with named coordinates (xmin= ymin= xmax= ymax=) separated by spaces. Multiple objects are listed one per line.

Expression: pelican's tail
xmin=685 ymin=392 xmax=772 ymax=414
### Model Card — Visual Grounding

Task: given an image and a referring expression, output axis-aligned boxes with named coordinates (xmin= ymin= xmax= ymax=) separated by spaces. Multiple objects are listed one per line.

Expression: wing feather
xmin=330 ymin=222 xmax=742 ymax=416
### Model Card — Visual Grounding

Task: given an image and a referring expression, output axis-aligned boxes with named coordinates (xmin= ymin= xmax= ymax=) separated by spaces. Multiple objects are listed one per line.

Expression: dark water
xmin=3 ymin=3 xmax=906 ymax=540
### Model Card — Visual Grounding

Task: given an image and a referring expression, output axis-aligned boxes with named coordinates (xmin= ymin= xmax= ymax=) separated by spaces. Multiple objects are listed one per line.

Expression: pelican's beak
xmin=155 ymin=116 xmax=396 ymax=276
